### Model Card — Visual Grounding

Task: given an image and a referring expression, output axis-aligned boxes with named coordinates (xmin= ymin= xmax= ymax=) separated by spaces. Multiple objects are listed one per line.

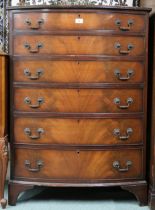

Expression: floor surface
xmin=5 ymin=185 xmax=150 ymax=210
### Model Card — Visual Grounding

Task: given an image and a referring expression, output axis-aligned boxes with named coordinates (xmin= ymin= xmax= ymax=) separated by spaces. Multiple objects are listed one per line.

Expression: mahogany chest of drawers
xmin=7 ymin=5 xmax=151 ymax=206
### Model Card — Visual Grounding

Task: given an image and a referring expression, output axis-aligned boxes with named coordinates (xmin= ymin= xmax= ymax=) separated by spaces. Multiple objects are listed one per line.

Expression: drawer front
xmin=13 ymin=35 xmax=145 ymax=56
xmin=14 ymin=60 xmax=144 ymax=83
xmin=14 ymin=88 xmax=143 ymax=113
xmin=14 ymin=118 xmax=143 ymax=145
xmin=13 ymin=148 xmax=143 ymax=180
xmin=13 ymin=12 xmax=145 ymax=32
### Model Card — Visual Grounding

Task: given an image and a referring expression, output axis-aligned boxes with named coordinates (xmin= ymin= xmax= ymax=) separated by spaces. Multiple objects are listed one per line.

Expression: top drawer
xmin=13 ymin=12 xmax=146 ymax=33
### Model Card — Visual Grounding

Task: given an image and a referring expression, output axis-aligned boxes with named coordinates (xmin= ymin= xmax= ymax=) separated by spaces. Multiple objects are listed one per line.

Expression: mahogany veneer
xmin=14 ymin=61 xmax=144 ymax=83
xmin=0 ymin=53 xmax=8 ymax=209
xmin=13 ymin=12 xmax=145 ymax=31
xmin=14 ymin=35 xmax=145 ymax=56
xmin=7 ymin=5 xmax=151 ymax=206
xmin=14 ymin=118 xmax=143 ymax=145
xmin=14 ymin=148 xmax=143 ymax=180
xmin=14 ymin=88 xmax=143 ymax=113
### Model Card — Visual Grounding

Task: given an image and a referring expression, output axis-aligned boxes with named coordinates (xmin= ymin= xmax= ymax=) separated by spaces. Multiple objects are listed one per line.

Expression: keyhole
xmin=77 ymin=119 xmax=80 ymax=124
xmin=78 ymin=36 xmax=81 ymax=40
xmin=77 ymin=150 xmax=80 ymax=155
xmin=78 ymin=14 xmax=81 ymax=18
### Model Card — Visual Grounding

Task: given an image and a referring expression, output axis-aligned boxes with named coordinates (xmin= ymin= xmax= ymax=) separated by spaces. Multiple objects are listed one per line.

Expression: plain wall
xmin=141 ymin=0 xmax=155 ymax=14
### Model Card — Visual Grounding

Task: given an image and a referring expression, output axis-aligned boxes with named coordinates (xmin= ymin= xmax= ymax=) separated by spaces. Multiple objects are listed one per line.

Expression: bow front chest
xmin=7 ymin=5 xmax=150 ymax=206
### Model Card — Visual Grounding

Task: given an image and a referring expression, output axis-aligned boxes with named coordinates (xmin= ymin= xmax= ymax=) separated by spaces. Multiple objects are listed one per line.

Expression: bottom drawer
xmin=13 ymin=148 xmax=143 ymax=181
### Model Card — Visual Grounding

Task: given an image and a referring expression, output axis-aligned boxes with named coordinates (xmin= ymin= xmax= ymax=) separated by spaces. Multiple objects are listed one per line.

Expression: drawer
xmin=13 ymin=35 xmax=145 ymax=56
xmin=14 ymin=60 xmax=144 ymax=83
xmin=14 ymin=118 xmax=143 ymax=145
xmin=14 ymin=88 xmax=143 ymax=113
xmin=13 ymin=148 xmax=143 ymax=180
xmin=13 ymin=12 xmax=145 ymax=32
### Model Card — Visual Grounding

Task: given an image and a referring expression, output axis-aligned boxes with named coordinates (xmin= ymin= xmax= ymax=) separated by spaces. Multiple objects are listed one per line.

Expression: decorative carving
xmin=9 ymin=0 xmax=137 ymax=7
xmin=0 ymin=137 xmax=8 ymax=156
xmin=0 ymin=136 xmax=8 ymax=209
xmin=0 ymin=1 xmax=7 ymax=52
xmin=133 ymin=0 xmax=140 ymax=6
xmin=18 ymin=0 xmax=26 ymax=5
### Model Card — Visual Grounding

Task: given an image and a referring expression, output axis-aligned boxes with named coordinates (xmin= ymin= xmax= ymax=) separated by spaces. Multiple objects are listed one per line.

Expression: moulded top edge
xmin=6 ymin=5 xmax=152 ymax=12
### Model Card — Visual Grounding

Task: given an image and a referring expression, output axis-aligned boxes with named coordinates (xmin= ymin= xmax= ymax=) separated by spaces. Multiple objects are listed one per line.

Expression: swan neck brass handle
xmin=24 ymin=97 xmax=44 ymax=108
xmin=114 ymin=97 xmax=133 ymax=109
xmin=24 ymin=128 xmax=44 ymax=140
xmin=24 ymin=68 xmax=44 ymax=80
xmin=115 ymin=42 xmax=134 ymax=55
xmin=113 ymin=160 xmax=132 ymax=172
xmin=113 ymin=128 xmax=133 ymax=141
xmin=25 ymin=18 xmax=44 ymax=29
xmin=115 ymin=19 xmax=134 ymax=31
xmin=114 ymin=69 xmax=134 ymax=81
xmin=24 ymin=42 xmax=43 ymax=53
xmin=25 ymin=160 xmax=44 ymax=172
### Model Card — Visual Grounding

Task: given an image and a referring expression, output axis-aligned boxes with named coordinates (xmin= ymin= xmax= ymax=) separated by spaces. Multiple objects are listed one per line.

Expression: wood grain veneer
xmin=13 ymin=35 xmax=145 ymax=56
xmin=14 ymin=88 xmax=143 ymax=113
xmin=14 ymin=118 xmax=143 ymax=145
xmin=13 ymin=60 xmax=144 ymax=83
xmin=0 ymin=54 xmax=8 ymax=209
xmin=13 ymin=148 xmax=143 ymax=180
xmin=7 ymin=6 xmax=150 ymax=206
xmin=13 ymin=12 xmax=146 ymax=32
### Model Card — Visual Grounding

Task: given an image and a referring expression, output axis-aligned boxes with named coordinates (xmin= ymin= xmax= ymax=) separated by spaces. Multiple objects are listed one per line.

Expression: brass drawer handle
xmin=113 ymin=160 xmax=132 ymax=172
xmin=114 ymin=97 xmax=133 ymax=109
xmin=24 ymin=42 xmax=43 ymax=53
xmin=24 ymin=97 xmax=44 ymax=108
xmin=115 ymin=42 xmax=134 ymax=55
xmin=24 ymin=128 xmax=44 ymax=140
xmin=25 ymin=160 xmax=44 ymax=172
xmin=24 ymin=68 xmax=44 ymax=80
xmin=115 ymin=19 xmax=134 ymax=31
xmin=114 ymin=69 xmax=134 ymax=81
xmin=113 ymin=128 xmax=133 ymax=141
xmin=25 ymin=18 xmax=44 ymax=30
